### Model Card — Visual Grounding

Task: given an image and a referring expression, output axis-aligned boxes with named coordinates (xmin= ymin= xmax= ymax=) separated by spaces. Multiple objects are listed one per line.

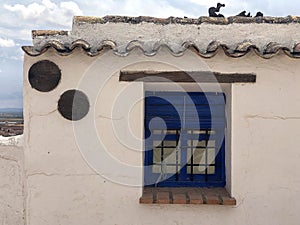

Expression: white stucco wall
xmin=0 ymin=136 xmax=24 ymax=225
xmin=23 ymin=46 xmax=300 ymax=225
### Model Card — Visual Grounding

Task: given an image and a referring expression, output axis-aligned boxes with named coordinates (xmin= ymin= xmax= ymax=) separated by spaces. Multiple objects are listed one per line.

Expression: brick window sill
xmin=140 ymin=187 xmax=236 ymax=205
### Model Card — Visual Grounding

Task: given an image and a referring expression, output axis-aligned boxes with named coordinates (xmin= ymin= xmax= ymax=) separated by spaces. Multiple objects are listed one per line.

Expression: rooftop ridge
xmin=23 ymin=15 xmax=300 ymax=59
xmin=73 ymin=15 xmax=300 ymax=25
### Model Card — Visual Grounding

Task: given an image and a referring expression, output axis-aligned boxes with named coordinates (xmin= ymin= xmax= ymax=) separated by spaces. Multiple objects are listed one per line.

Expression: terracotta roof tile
xmin=22 ymin=40 xmax=300 ymax=58
xmin=22 ymin=15 xmax=300 ymax=59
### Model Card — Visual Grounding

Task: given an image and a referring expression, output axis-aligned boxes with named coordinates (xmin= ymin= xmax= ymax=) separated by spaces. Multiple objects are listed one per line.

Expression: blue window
xmin=144 ymin=92 xmax=226 ymax=187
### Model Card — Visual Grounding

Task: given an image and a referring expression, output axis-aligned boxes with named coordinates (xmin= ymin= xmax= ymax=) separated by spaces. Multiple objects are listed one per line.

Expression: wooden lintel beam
xmin=119 ymin=71 xmax=256 ymax=83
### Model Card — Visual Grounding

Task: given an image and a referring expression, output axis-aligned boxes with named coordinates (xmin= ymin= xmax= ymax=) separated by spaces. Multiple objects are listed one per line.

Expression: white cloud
xmin=4 ymin=2 xmax=45 ymax=19
xmin=82 ymin=0 xmax=186 ymax=17
xmin=123 ymin=0 xmax=186 ymax=17
xmin=0 ymin=27 xmax=31 ymax=42
xmin=187 ymin=0 xmax=221 ymax=7
xmin=0 ymin=38 xmax=16 ymax=47
xmin=4 ymin=0 xmax=83 ymax=27
xmin=61 ymin=1 xmax=82 ymax=15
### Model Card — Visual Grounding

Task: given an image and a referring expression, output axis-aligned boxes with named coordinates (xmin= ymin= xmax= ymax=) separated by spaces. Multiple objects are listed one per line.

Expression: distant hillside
xmin=0 ymin=108 xmax=23 ymax=118
xmin=0 ymin=108 xmax=23 ymax=113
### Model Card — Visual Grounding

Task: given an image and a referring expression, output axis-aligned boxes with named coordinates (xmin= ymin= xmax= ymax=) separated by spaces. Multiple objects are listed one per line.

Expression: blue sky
xmin=0 ymin=0 xmax=299 ymax=108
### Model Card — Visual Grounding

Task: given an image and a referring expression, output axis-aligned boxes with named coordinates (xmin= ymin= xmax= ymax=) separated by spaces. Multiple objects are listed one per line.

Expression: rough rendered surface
xmin=0 ymin=136 xmax=24 ymax=225
xmin=23 ymin=48 xmax=300 ymax=225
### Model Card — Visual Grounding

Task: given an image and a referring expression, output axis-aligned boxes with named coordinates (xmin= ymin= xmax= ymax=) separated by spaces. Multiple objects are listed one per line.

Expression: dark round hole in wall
xmin=58 ymin=90 xmax=90 ymax=121
xmin=28 ymin=60 xmax=61 ymax=92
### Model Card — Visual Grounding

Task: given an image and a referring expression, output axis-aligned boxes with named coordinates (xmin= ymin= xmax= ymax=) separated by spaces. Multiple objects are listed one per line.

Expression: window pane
xmin=153 ymin=148 xmax=161 ymax=163
xmin=187 ymin=166 xmax=215 ymax=175
xmin=163 ymin=140 xmax=177 ymax=147
xmin=188 ymin=140 xmax=206 ymax=147
xmin=165 ymin=166 xmax=179 ymax=174
xmin=153 ymin=148 xmax=180 ymax=164
xmin=187 ymin=166 xmax=206 ymax=174
xmin=187 ymin=148 xmax=205 ymax=164
xmin=207 ymin=140 xmax=215 ymax=147
xmin=207 ymin=148 xmax=216 ymax=165
xmin=152 ymin=165 xmax=180 ymax=174
xmin=164 ymin=148 xmax=177 ymax=164
xmin=208 ymin=166 xmax=215 ymax=174
xmin=152 ymin=165 xmax=161 ymax=173
xmin=153 ymin=141 xmax=162 ymax=147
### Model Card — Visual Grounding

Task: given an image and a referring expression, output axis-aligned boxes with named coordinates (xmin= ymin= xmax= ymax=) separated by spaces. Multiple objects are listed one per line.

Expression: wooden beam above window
xmin=119 ymin=71 xmax=256 ymax=83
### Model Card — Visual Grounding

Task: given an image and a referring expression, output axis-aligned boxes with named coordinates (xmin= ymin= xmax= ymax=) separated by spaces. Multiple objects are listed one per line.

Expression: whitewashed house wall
xmin=19 ymin=16 xmax=300 ymax=225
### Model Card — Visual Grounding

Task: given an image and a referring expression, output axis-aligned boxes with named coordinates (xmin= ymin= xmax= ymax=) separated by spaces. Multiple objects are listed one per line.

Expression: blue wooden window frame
xmin=144 ymin=92 xmax=226 ymax=187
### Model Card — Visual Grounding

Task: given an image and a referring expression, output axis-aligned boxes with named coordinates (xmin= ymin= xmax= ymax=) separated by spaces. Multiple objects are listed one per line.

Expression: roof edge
xmin=32 ymin=30 xmax=69 ymax=38
xmin=21 ymin=40 xmax=300 ymax=59
xmin=73 ymin=15 xmax=300 ymax=25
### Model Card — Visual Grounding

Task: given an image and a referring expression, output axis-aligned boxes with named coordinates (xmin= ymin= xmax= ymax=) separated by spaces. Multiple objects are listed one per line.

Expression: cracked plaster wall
xmin=0 ymin=136 xmax=25 ymax=225
xmin=23 ymin=47 xmax=300 ymax=225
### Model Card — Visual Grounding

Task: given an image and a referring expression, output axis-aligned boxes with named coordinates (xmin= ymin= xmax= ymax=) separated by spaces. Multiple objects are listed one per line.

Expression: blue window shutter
xmin=145 ymin=92 xmax=225 ymax=130
xmin=144 ymin=92 xmax=226 ymax=187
